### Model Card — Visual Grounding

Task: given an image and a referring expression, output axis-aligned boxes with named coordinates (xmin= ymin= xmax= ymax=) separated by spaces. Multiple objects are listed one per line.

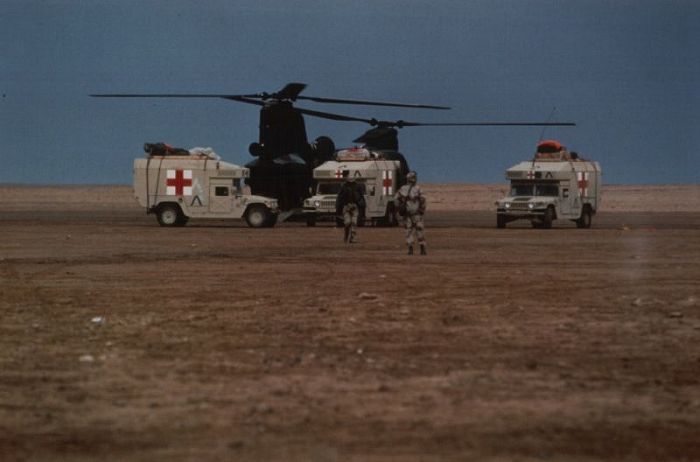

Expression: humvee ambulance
xmin=133 ymin=145 xmax=279 ymax=227
xmin=495 ymin=140 xmax=601 ymax=229
xmin=302 ymin=147 xmax=401 ymax=226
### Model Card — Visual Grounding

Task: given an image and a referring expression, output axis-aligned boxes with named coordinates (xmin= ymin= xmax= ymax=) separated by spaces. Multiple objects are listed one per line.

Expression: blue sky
xmin=1 ymin=0 xmax=698 ymax=184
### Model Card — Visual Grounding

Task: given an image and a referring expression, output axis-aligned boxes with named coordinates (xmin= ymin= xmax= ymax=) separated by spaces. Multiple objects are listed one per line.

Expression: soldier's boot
xmin=407 ymin=245 xmax=414 ymax=255
xmin=420 ymin=244 xmax=427 ymax=255
xmin=344 ymin=227 xmax=350 ymax=243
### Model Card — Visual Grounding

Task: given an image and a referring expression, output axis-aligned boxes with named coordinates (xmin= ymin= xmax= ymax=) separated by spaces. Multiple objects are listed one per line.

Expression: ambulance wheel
xmin=380 ymin=204 xmax=398 ymax=227
xmin=157 ymin=204 xmax=185 ymax=227
xmin=497 ymin=214 xmax=507 ymax=228
xmin=576 ymin=207 xmax=592 ymax=228
xmin=542 ymin=206 xmax=554 ymax=229
xmin=245 ymin=205 xmax=269 ymax=228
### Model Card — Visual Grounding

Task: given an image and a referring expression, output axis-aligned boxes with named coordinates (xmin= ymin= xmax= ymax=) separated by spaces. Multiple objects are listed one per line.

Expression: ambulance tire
xmin=380 ymin=204 xmax=398 ymax=227
xmin=157 ymin=204 xmax=185 ymax=227
xmin=497 ymin=214 xmax=507 ymax=228
xmin=576 ymin=206 xmax=592 ymax=228
xmin=245 ymin=205 xmax=270 ymax=228
xmin=542 ymin=206 xmax=554 ymax=229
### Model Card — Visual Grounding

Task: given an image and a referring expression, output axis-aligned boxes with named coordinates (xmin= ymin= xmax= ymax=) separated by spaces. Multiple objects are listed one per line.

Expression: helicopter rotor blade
xmin=295 ymin=95 xmax=450 ymax=110
xmin=294 ymin=107 xmax=378 ymax=124
xmin=387 ymin=121 xmax=577 ymax=128
xmin=274 ymin=83 xmax=307 ymax=100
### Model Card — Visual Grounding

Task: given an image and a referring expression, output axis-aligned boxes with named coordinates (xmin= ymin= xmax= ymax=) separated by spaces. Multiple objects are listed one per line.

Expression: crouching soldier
xmin=395 ymin=171 xmax=427 ymax=255
xmin=336 ymin=171 xmax=366 ymax=243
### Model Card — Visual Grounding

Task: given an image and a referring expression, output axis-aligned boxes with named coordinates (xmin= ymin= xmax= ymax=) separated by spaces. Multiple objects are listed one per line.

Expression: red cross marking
xmin=166 ymin=170 xmax=192 ymax=195
xmin=578 ymin=172 xmax=588 ymax=195
xmin=527 ymin=171 xmax=535 ymax=179
xmin=334 ymin=170 xmax=343 ymax=178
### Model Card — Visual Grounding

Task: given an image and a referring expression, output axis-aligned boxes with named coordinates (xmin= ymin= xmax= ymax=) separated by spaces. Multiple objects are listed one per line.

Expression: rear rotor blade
xmin=295 ymin=107 xmax=377 ymax=124
xmin=275 ymin=83 xmax=307 ymax=100
xmin=295 ymin=95 xmax=450 ymax=110
xmin=392 ymin=121 xmax=576 ymax=127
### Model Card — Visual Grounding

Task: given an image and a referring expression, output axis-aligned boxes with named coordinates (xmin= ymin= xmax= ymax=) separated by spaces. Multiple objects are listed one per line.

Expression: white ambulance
xmin=495 ymin=140 xmax=601 ymax=229
xmin=133 ymin=145 xmax=279 ymax=227
xmin=302 ymin=147 xmax=402 ymax=226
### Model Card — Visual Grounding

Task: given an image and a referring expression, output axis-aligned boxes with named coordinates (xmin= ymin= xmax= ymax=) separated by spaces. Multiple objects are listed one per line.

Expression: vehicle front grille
xmin=508 ymin=202 xmax=531 ymax=211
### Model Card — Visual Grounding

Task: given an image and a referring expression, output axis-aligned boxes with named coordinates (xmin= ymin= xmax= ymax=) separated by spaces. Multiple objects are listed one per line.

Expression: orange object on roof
xmin=537 ymin=140 xmax=564 ymax=153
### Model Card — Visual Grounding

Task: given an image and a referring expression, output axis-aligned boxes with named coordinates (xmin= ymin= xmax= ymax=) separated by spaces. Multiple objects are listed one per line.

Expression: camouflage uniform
xmin=395 ymin=172 xmax=427 ymax=255
xmin=336 ymin=174 xmax=366 ymax=243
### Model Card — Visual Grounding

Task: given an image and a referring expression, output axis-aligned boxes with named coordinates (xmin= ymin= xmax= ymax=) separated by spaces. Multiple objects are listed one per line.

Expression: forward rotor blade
xmin=295 ymin=95 xmax=450 ymax=110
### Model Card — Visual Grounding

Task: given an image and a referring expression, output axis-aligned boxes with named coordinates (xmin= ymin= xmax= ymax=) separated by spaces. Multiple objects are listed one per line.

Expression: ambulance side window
xmin=366 ymin=180 xmax=376 ymax=196
xmin=215 ymin=186 xmax=229 ymax=197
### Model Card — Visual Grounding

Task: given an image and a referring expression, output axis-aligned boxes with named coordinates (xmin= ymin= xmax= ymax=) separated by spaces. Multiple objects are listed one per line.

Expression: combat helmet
xmin=406 ymin=171 xmax=417 ymax=184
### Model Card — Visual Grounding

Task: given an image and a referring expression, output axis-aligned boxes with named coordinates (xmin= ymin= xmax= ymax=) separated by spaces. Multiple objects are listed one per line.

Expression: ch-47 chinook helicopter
xmin=91 ymin=83 xmax=574 ymax=210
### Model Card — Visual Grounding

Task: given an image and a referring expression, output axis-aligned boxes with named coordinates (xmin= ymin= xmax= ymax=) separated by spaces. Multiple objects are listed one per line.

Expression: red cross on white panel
xmin=577 ymin=171 xmax=589 ymax=196
xmin=166 ymin=169 xmax=193 ymax=196
xmin=334 ymin=170 xmax=344 ymax=179
xmin=382 ymin=170 xmax=393 ymax=195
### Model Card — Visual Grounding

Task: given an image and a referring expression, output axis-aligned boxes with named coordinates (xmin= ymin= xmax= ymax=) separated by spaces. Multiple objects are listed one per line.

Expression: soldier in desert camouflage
xmin=395 ymin=171 xmax=427 ymax=255
xmin=335 ymin=170 xmax=366 ymax=243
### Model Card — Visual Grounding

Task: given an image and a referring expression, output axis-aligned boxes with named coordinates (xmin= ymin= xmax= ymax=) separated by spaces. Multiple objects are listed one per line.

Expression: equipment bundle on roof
xmin=143 ymin=142 xmax=221 ymax=160
xmin=534 ymin=139 xmax=584 ymax=161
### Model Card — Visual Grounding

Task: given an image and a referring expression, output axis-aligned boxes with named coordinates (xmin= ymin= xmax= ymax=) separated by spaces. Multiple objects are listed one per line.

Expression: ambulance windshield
xmin=510 ymin=182 xmax=559 ymax=197
xmin=318 ymin=182 xmax=343 ymax=194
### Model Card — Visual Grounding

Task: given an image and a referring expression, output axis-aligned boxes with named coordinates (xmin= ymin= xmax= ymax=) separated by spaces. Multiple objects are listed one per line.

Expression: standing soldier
xmin=395 ymin=171 xmax=427 ymax=255
xmin=335 ymin=170 xmax=366 ymax=243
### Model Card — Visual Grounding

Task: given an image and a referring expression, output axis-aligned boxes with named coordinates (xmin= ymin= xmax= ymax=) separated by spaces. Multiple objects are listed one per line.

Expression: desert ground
xmin=1 ymin=184 xmax=699 ymax=461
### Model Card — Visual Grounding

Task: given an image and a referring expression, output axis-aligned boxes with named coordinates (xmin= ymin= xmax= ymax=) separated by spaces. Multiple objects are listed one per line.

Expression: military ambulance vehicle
xmin=302 ymin=147 xmax=402 ymax=226
xmin=495 ymin=140 xmax=601 ymax=229
xmin=133 ymin=143 xmax=279 ymax=228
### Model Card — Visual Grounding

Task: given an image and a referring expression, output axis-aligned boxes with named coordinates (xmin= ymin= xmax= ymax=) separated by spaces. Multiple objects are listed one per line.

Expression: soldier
xmin=395 ymin=171 xmax=427 ymax=255
xmin=335 ymin=170 xmax=366 ymax=243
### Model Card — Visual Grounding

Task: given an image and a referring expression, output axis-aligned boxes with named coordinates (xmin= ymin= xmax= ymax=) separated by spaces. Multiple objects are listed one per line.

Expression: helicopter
xmin=91 ymin=83 xmax=574 ymax=210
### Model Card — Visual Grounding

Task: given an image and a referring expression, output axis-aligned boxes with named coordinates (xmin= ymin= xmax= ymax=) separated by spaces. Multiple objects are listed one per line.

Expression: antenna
xmin=538 ymin=106 xmax=558 ymax=142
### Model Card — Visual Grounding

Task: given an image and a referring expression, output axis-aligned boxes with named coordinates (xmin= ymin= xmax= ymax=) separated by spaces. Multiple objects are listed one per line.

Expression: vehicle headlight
xmin=528 ymin=203 xmax=535 ymax=209
xmin=504 ymin=203 xmax=511 ymax=209
xmin=314 ymin=200 xmax=321 ymax=208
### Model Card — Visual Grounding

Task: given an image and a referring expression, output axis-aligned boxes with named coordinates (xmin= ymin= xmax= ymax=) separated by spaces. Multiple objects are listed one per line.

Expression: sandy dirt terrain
xmin=1 ymin=184 xmax=699 ymax=461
